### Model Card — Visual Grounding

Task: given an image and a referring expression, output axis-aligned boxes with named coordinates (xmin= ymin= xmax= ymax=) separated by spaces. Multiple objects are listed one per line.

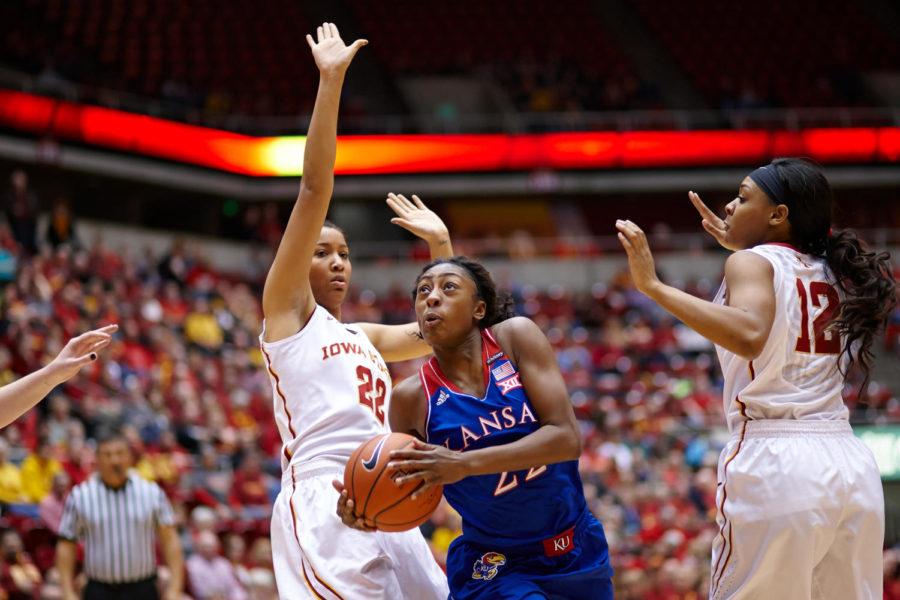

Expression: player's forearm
xmin=300 ymin=72 xmax=344 ymax=196
xmin=427 ymin=235 xmax=453 ymax=260
xmin=646 ymin=282 xmax=767 ymax=359
xmin=0 ymin=364 xmax=67 ymax=428
xmin=463 ymin=424 xmax=580 ymax=476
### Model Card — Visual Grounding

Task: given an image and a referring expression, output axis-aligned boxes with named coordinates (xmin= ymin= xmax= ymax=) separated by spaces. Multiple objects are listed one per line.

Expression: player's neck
xmin=432 ymin=329 xmax=486 ymax=396
xmin=326 ymin=304 xmax=342 ymax=321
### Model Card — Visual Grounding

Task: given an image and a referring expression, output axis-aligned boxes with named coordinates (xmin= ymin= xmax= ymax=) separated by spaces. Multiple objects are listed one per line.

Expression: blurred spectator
xmin=0 ymin=530 xmax=42 ymax=599
xmin=45 ymin=198 xmax=79 ymax=249
xmin=20 ymin=437 xmax=62 ymax=502
xmin=246 ymin=568 xmax=277 ymax=600
xmin=223 ymin=533 xmax=252 ymax=590
xmin=0 ymin=438 xmax=26 ymax=504
xmin=190 ymin=444 xmax=233 ymax=509
xmin=257 ymin=204 xmax=284 ymax=250
xmin=184 ymin=298 xmax=225 ymax=352
xmin=186 ymin=531 xmax=248 ymax=600
xmin=45 ymin=395 xmax=80 ymax=448
xmin=229 ymin=452 xmax=274 ymax=521
xmin=1 ymin=170 xmax=39 ymax=255
xmin=157 ymin=239 xmax=192 ymax=285
xmin=38 ymin=471 xmax=71 ymax=534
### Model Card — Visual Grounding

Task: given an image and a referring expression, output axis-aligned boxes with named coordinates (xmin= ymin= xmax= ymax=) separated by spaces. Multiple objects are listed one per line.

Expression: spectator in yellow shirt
xmin=0 ymin=439 xmax=26 ymax=504
xmin=184 ymin=298 xmax=224 ymax=351
xmin=20 ymin=437 xmax=62 ymax=502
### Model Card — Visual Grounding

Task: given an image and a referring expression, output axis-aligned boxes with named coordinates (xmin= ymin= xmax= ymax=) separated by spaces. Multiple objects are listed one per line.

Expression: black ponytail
xmin=770 ymin=158 xmax=897 ymax=394
xmin=824 ymin=229 xmax=896 ymax=393
xmin=413 ymin=256 xmax=516 ymax=328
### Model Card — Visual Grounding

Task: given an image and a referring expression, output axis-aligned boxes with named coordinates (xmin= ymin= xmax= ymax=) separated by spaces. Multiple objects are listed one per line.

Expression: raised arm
xmin=616 ymin=219 xmax=775 ymax=359
xmin=0 ymin=325 xmax=116 ymax=428
xmin=356 ymin=194 xmax=454 ymax=361
xmin=388 ymin=317 xmax=583 ymax=497
xmin=262 ymin=23 xmax=367 ymax=341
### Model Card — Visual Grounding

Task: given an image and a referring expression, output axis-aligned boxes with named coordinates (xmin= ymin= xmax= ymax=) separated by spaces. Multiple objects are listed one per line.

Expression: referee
xmin=56 ymin=428 xmax=184 ymax=600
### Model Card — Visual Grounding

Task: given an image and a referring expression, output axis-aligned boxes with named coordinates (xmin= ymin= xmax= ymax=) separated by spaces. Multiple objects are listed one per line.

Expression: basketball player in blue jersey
xmin=353 ymin=256 xmax=613 ymax=599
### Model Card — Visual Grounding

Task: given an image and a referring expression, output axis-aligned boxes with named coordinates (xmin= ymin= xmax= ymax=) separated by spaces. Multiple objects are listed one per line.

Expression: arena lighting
xmin=0 ymin=90 xmax=898 ymax=177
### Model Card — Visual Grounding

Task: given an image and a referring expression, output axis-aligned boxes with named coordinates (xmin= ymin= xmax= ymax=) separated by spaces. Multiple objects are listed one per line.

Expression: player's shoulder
xmin=491 ymin=316 xmax=543 ymax=352
xmin=491 ymin=316 xmax=539 ymax=340
xmin=725 ymin=248 xmax=776 ymax=278
xmin=393 ymin=372 xmax=425 ymax=405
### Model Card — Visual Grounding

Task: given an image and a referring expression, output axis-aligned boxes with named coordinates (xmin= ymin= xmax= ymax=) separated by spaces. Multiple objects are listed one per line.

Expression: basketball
xmin=343 ymin=432 xmax=443 ymax=532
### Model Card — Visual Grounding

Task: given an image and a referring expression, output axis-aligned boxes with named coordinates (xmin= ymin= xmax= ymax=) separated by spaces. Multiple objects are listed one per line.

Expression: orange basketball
xmin=343 ymin=432 xmax=443 ymax=532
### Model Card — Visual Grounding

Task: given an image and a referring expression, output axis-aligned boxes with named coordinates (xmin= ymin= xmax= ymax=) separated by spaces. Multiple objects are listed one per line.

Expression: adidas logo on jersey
xmin=436 ymin=390 xmax=450 ymax=406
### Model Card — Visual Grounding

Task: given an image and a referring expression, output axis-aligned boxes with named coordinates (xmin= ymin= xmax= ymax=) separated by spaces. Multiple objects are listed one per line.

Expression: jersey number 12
xmin=794 ymin=278 xmax=840 ymax=355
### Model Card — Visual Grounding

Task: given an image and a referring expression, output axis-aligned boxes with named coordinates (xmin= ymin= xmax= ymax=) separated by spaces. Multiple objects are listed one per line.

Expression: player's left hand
xmin=386 ymin=193 xmax=450 ymax=247
xmin=389 ymin=440 xmax=468 ymax=499
xmin=616 ymin=219 xmax=662 ymax=297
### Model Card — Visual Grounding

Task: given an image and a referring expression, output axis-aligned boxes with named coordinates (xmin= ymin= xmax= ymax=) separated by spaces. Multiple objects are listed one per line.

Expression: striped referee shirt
xmin=58 ymin=472 xmax=175 ymax=584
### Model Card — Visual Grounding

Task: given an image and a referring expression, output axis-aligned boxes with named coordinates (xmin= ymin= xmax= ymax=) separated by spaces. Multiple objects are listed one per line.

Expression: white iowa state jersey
xmin=259 ymin=305 xmax=391 ymax=471
xmin=713 ymin=243 xmax=849 ymax=432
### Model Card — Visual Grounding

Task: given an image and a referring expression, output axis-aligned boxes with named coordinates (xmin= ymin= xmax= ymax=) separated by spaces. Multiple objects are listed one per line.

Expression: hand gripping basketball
xmin=337 ymin=433 xmax=444 ymax=532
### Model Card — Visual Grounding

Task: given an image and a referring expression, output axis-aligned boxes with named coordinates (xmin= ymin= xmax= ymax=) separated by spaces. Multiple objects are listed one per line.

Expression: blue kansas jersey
xmin=419 ymin=327 xmax=612 ymax=599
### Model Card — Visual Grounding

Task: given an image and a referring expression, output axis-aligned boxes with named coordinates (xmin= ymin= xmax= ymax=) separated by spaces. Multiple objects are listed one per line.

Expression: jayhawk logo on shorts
xmin=472 ymin=552 xmax=506 ymax=581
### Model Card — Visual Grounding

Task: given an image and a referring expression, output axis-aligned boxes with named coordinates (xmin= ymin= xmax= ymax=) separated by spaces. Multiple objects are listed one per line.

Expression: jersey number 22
xmin=357 ymin=365 xmax=386 ymax=425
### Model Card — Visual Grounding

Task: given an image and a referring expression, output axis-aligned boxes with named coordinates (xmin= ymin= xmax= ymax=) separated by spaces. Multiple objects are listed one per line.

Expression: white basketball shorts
xmin=710 ymin=420 xmax=884 ymax=599
xmin=271 ymin=460 xmax=450 ymax=600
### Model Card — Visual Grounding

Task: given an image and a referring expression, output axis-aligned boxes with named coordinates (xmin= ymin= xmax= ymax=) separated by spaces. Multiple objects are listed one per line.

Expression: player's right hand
xmin=386 ymin=193 xmax=450 ymax=246
xmin=306 ymin=23 xmax=367 ymax=76
xmin=332 ymin=480 xmax=376 ymax=532
xmin=688 ymin=190 xmax=732 ymax=249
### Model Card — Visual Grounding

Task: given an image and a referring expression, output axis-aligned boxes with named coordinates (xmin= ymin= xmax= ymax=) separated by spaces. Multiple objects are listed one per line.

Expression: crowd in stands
xmin=0 ymin=173 xmax=897 ymax=599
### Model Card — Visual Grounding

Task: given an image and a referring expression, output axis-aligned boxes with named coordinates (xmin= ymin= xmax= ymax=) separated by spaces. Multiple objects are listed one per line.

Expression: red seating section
xmin=632 ymin=0 xmax=899 ymax=107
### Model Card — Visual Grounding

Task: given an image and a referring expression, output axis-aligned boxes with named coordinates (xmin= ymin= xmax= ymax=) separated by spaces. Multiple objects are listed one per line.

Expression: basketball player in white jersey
xmin=616 ymin=158 xmax=895 ymax=599
xmin=260 ymin=23 xmax=450 ymax=599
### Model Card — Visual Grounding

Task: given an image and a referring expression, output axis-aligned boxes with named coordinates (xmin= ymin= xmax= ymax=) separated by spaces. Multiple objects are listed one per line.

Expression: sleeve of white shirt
xmin=155 ymin=485 xmax=176 ymax=527
xmin=57 ymin=489 xmax=81 ymax=541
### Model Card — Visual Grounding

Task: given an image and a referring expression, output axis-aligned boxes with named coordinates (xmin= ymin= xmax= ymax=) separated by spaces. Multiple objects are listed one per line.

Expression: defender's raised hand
xmin=688 ymin=191 xmax=731 ymax=249
xmin=387 ymin=193 xmax=451 ymax=247
xmin=306 ymin=22 xmax=367 ymax=76
xmin=616 ymin=219 xmax=662 ymax=297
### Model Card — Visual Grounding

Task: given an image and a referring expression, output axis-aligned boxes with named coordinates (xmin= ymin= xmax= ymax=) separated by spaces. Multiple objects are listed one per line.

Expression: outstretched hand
xmin=688 ymin=191 xmax=732 ymax=249
xmin=47 ymin=324 xmax=118 ymax=383
xmin=386 ymin=193 xmax=450 ymax=246
xmin=306 ymin=22 xmax=367 ymax=76
xmin=616 ymin=220 xmax=662 ymax=297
